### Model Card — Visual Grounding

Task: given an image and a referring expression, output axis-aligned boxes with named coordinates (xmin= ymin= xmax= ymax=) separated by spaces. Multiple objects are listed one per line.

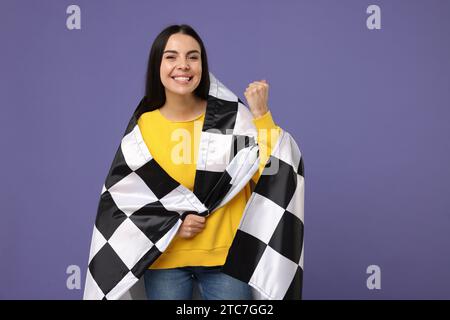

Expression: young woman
xmin=136 ymin=24 xmax=281 ymax=300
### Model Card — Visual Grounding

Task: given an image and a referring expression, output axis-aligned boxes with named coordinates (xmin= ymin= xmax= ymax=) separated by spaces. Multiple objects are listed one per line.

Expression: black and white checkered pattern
xmin=83 ymin=72 xmax=305 ymax=300
xmin=222 ymin=130 xmax=305 ymax=300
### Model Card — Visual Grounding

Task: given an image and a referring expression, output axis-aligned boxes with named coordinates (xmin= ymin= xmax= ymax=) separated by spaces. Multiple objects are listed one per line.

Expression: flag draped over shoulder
xmin=83 ymin=72 xmax=305 ymax=300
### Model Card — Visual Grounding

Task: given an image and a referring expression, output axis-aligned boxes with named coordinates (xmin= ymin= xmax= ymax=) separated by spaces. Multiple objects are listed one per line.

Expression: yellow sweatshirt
xmin=137 ymin=108 xmax=281 ymax=269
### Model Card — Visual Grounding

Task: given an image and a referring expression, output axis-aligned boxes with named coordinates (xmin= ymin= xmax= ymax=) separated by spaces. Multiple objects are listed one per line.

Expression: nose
xmin=177 ymin=58 xmax=190 ymax=69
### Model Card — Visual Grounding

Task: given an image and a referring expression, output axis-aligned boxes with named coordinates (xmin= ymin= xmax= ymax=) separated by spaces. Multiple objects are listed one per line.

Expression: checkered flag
xmin=222 ymin=130 xmax=305 ymax=300
xmin=83 ymin=72 xmax=304 ymax=300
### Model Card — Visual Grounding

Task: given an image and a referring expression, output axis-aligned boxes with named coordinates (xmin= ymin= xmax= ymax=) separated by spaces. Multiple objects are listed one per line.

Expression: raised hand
xmin=244 ymin=79 xmax=270 ymax=118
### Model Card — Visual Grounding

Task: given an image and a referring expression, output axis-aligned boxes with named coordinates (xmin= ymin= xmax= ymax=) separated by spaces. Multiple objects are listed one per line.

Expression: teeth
xmin=173 ymin=77 xmax=190 ymax=81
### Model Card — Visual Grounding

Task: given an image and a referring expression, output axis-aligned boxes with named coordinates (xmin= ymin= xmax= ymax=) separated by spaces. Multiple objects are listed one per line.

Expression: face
xmin=160 ymin=33 xmax=202 ymax=97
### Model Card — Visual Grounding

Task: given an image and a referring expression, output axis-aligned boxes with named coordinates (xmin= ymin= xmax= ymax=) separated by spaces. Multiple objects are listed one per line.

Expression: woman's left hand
xmin=244 ymin=79 xmax=270 ymax=119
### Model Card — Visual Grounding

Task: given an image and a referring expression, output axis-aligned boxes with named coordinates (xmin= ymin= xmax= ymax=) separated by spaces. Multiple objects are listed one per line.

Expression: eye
xmin=166 ymin=56 xmax=175 ymax=59
xmin=189 ymin=56 xmax=199 ymax=60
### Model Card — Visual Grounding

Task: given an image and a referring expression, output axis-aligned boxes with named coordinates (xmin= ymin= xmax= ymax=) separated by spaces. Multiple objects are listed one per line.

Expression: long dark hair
xmin=136 ymin=24 xmax=210 ymax=118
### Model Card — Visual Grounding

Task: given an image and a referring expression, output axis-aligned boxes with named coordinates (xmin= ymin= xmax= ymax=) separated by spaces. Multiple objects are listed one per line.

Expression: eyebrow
xmin=163 ymin=50 xmax=201 ymax=55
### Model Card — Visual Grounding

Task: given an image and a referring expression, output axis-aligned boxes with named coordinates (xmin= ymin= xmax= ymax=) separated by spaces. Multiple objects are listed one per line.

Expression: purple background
xmin=1 ymin=0 xmax=449 ymax=299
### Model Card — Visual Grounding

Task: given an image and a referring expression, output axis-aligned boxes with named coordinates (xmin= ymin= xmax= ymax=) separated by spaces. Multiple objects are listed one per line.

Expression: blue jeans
xmin=143 ymin=266 xmax=253 ymax=300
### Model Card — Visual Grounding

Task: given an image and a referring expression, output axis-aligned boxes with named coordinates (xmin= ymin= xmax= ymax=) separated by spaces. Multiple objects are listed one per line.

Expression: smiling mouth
xmin=171 ymin=76 xmax=193 ymax=84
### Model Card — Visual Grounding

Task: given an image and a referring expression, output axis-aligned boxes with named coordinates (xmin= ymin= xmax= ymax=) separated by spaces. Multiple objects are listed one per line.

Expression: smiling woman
xmin=158 ymin=34 xmax=206 ymax=121
xmin=84 ymin=24 xmax=304 ymax=301
xmin=137 ymin=24 xmax=262 ymax=300
xmin=139 ymin=25 xmax=210 ymax=123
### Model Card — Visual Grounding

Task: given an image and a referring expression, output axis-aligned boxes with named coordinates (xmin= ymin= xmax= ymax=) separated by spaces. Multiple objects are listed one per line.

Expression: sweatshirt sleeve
xmin=251 ymin=110 xmax=282 ymax=185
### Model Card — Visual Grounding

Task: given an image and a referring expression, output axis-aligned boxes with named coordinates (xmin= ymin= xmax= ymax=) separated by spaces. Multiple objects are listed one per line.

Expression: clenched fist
xmin=177 ymin=214 xmax=206 ymax=239
xmin=244 ymin=79 xmax=270 ymax=119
